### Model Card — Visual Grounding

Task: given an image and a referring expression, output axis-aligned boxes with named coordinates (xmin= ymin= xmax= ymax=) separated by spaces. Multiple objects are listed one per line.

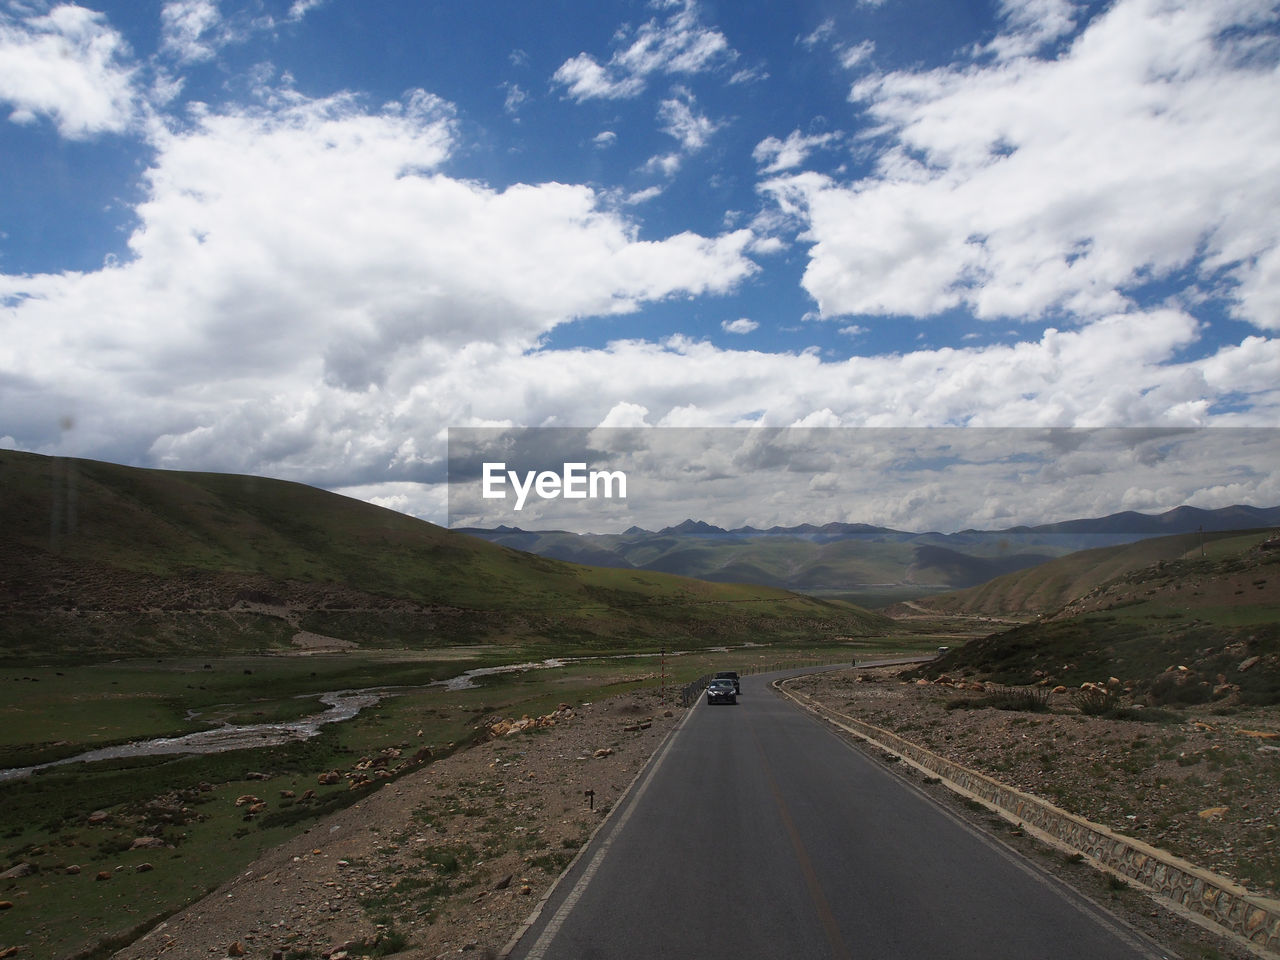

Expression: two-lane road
xmin=508 ymin=670 xmax=1166 ymax=960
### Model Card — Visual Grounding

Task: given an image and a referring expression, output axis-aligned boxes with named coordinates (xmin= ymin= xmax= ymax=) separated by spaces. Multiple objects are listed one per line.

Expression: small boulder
xmin=0 ymin=863 xmax=34 ymax=880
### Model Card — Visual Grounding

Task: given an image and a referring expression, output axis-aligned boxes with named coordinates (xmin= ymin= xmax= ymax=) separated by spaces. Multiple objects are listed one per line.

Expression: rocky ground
xmin=791 ymin=664 xmax=1280 ymax=959
xmin=791 ymin=665 xmax=1280 ymax=899
xmin=113 ymin=693 xmax=681 ymax=960
xmin=109 ymin=668 xmax=1280 ymax=960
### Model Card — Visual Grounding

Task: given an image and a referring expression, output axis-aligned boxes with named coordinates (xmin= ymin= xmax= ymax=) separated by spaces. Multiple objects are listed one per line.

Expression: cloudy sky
xmin=447 ymin=427 xmax=1280 ymax=531
xmin=2 ymin=0 xmax=1278 ymax=529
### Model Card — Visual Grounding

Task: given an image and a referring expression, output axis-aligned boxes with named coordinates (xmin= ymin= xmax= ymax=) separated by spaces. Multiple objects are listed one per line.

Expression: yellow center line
xmin=751 ymin=721 xmax=855 ymax=960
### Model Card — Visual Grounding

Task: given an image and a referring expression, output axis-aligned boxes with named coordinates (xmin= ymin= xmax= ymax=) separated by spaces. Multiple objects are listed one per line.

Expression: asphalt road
xmin=507 ymin=669 xmax=1167 ymax=960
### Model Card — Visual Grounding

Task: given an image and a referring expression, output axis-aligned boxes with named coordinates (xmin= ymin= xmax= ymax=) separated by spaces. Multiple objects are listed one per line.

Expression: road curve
xmin=506 ymin=668 xmax=1167 ymax=960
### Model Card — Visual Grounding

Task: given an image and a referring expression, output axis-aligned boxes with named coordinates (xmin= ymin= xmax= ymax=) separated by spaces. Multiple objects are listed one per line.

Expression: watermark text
xmin=482 ymin=462 xmax=627 ymax=511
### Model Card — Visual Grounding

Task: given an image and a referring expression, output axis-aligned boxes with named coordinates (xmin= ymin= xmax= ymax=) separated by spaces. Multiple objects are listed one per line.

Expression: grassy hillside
xmin=916 ymin=530 xmax=1280 ymax=704
xmin=0 ymin=450 xmax=888 ymax=660
xmin=904 ymin=530 xmax=1258 ymax=617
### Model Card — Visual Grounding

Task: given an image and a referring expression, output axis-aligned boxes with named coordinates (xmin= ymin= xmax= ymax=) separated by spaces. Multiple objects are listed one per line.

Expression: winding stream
xmin=0 ymin=658 xmax=573 ymax=782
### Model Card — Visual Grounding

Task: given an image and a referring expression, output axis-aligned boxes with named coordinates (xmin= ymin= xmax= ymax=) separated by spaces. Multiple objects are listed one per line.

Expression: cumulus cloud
xmin=447 ymin=424 xmax=1280 ymax=532
xmin=0 ymin=86 xmax=759 ymax=471
xmin=0 ymin=3 xmax=140 ymax=137
xmin=753 ymin=129 xmax=841 ymax=173
xmin=552 ymin=0 xmax=734 ymax=101
xmin=160 ymin=0 xmax=223 ymax=63
xmin=762 ymin=0 xmax=1280 ymax=329
xmin=656 ymin=87 xmax=721 ymax=151
xmin=3 ymin=0 xmax=1277 ymax=530
xmin=988 ymin=0 xmax=1082 ymax=59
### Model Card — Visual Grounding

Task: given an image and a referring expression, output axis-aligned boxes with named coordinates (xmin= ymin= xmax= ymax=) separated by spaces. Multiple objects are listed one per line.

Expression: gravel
xmin=113 ymin=692 xmax=681 ymax=960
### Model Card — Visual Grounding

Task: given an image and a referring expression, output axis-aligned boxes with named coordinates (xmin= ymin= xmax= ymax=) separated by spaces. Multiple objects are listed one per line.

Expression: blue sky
xmin=1 ymin=0 xmax=1279 ymax=527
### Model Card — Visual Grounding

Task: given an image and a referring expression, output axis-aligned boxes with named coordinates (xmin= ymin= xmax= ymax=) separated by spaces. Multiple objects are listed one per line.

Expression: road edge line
xmin=499 ymin=697 xmax=700 ymax=959
xmin=776 ymin=675 xmax=1280 ymax=960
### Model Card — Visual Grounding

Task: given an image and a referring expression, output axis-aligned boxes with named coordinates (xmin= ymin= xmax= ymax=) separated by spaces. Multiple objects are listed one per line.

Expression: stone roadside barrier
xmin=778 ymin=679 xmax=1280 ymax=958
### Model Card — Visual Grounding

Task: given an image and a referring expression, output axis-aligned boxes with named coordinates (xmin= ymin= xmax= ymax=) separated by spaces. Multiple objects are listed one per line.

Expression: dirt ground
xmin=113 ymin=692 xmax=681 ymax=960
xmin=113 ymin=669 xmax=1278 ymax=960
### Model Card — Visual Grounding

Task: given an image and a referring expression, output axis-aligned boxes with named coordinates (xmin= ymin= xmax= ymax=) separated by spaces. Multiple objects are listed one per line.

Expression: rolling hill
xmin=901 ymin=530 xmax=1259 ymax=618
xmin=915 ymin=529 xmax=1280 ymax=705
xmin=0 ymin=450 xmax=888 ymax=660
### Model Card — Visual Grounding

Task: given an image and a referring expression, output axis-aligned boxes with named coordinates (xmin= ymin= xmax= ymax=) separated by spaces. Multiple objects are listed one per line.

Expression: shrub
xmin=1070 ymin=685 xmax=1118 ymax=716
xmin=985 ymin=685 xmax=1051 ymax=712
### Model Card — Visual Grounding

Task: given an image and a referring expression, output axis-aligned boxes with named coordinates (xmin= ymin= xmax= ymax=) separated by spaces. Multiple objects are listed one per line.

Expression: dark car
xmin=705 ymin=678 xmax=737 ymax=704
xmin=714 ymin=670 xmax=740 ymax=695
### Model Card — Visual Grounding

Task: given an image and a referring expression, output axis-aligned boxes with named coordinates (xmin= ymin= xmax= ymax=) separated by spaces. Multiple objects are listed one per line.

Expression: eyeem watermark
xmin=482 ymin=461 xmax=627 ymax=511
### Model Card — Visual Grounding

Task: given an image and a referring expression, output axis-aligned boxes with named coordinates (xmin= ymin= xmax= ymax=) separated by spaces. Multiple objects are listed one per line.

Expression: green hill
xmin=903 ymin=530 xmax=1259 ymax=617
xmin=0 ymin=450 xmax=888 ymax=660
xmin=916 ymin=530 xmax=1280 ymax=704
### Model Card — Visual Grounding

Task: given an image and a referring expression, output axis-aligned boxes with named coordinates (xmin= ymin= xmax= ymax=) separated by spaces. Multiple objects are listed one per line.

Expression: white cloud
xmin=800 ymin=21 xmax=836 ymax=50
xmin=596 ymin=401 xmax=653 ymax=428
xmin=552 ymin=0 xmax=734 ymax=101
xmin=625 ymin=185 xmax=665 ymax=205
xmin=657 ymin=87 xmax=721 ymax=151
xmin=753 ymin=129 xmax=841 ymax=173
xmin=722 ymin=318 xmax=758 ymax=334
xmin=593 ymin=129 xmax=617 ymax=147
xmin=160 ymin=0 xmax=222 ymax=64
xmin=643 ymin=151 xmax=682 ymax=177
xmin=988 ymin=0 xmax=1082 ymax=59
xmin=0 ymin=86 xmax=760 ymax=472
xmin=764 ymin=0 xmax=1280 ymax=330
xmin=728 ymin=65 xmax=767 ymax=85
xmin=502 ymin=81 xmax=528 ymax=116
xmin=838 ymin=40 xmax=876 ymax=70
xmin=159 ymin=0 xmax=325 ymax=66
xmin=0 ymin=3 xmax=139 ymax=137
xmin=287 ymin=0 xmax=326 ymax=21
xmin=3 ymin=0 xmax=1277 ymax=527
xmin=449 ymin=423 xmax=1280 ymax=532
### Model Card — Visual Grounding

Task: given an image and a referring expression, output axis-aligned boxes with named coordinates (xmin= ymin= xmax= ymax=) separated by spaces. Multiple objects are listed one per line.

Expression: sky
xmin=1 ymin=0 xmax=1279 ymax=531
xmin=447 ymin=427 xmax=1280 ymax=531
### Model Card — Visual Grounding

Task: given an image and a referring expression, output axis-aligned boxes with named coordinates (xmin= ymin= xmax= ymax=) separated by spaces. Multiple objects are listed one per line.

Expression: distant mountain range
xmin=461 ymin=504 xmax=1280 ymax=599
